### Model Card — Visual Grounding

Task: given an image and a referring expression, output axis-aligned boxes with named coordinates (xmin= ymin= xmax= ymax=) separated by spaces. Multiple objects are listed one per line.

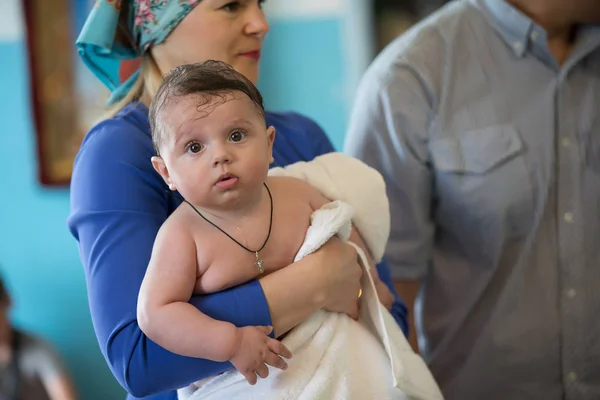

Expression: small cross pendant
xmin=255 ymin=252 xmax=264 ymax=274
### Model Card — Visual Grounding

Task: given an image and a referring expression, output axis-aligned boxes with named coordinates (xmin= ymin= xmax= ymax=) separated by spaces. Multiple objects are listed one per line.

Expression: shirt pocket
xmin=430 ymin=125 xmax=535 ymax=242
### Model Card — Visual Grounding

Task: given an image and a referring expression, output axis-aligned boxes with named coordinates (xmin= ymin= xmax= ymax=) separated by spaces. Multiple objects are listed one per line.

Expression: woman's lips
xmin=240 ymin=50 xmax=261 ymax=61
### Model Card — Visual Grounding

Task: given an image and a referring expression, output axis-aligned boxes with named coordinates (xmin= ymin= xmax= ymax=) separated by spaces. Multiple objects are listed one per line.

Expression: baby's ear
xmin=151 ymin=156 xmax=176 ymax=190
xmin=266 ymin=126 xmax=276 ymax=163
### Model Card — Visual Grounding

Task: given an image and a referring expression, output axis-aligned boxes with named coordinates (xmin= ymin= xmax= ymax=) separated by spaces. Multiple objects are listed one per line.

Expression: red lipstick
xmin=240 ymin=50 xmax=261 ymax=61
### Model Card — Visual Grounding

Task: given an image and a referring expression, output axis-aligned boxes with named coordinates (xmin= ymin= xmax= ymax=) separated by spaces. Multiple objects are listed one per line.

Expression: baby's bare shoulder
xmin=156 ymin=206 xmax=219 ymax=270
xmin=267 ymin=175 xmax=330 ymax=211
xmin=267 ymin=175 xmax=318 ymax=196
xmin=155 ymin=206 xmax=195 ymax=242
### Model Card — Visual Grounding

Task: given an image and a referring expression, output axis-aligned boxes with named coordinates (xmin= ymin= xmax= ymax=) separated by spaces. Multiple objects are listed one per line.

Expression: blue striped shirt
xmin=345 ymin=1 xmax=600 ymax=399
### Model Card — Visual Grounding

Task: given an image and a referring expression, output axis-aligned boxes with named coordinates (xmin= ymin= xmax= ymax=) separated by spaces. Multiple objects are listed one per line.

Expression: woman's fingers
xmin=347 ymin=299 xmax=360 ymax=320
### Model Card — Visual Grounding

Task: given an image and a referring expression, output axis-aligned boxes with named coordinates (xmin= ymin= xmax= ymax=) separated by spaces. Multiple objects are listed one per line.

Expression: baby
xmin=137 ymin=60 xmax=394 ymax=386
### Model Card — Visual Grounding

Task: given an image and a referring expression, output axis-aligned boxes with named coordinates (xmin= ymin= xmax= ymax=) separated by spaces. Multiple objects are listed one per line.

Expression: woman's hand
xmin=312 ymin=237 xmax=363 ymax=320
xmin=260 ymin=237 xmax=362 ymax=336
xmin=375 ymin=280 xmax=395 ymax=311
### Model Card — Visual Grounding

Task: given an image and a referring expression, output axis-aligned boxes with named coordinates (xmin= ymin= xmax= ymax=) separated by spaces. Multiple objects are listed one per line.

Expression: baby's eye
xmin=187 ymin=142 xmax=204 ymax=154
xmin=229 ymin=130 xmax=247 ymax=142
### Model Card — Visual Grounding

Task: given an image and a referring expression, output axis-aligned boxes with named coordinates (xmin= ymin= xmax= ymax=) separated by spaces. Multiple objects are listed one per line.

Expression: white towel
xmin=269 ymin=152 xmax=390 ymax=262
xmin=178 ymin=153 xmax=443 ymax=400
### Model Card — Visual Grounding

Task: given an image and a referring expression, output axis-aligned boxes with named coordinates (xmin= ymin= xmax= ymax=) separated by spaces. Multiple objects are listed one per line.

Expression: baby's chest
xmin=193 ymin=200 xmax=313 ymax=293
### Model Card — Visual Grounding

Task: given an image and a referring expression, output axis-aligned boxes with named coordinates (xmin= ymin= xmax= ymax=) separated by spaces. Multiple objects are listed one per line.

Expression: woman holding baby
xmin=68 ymin=1 xmax=408 ymax=399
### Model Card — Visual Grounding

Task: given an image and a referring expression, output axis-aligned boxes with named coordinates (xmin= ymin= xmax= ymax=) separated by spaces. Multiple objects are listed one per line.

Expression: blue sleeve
xmin=67 ymin=119 xmax=272 ymax=398
xmin=376 ymin=259 xmax=409 ymax=336
xmin=288 ymin=113 xmax=409 ymax=335
xmin=303 ymin=117 xmax=335 ymax=156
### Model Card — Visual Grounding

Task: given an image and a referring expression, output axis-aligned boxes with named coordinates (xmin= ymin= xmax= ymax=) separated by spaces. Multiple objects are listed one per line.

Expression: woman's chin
xmin=236 ymin=64 xmax=260 ymax=85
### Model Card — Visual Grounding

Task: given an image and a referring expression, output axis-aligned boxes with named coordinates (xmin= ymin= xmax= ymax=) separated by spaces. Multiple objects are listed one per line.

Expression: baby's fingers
xmin=264 ymin=351 xmax=288 ymax=371
xmin=255 ymin=361 xmax=269 ymax=379
xmin=267 ymin=338 xmax=292 ymax=359
xmin=242 ymin=370 xmax=258 ymax=385
xmin=256 ymin=325 xmax=273 ymax=335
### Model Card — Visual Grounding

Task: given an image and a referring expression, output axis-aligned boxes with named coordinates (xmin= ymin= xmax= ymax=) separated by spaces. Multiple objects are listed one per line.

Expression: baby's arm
xmin=137 ymin=218 xmax=291 ymax=384
xmin=301 ymin=181 xmax=395 ymax=310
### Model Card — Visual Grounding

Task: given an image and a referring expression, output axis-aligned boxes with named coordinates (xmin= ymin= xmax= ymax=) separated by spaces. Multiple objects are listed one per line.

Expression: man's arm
xmin=344 ymin=63 xmax=436 ymax=351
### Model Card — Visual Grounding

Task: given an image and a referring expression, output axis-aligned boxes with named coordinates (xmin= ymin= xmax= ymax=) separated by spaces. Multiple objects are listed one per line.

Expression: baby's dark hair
xmin=149 ymin=60 xmax=265 ymax=154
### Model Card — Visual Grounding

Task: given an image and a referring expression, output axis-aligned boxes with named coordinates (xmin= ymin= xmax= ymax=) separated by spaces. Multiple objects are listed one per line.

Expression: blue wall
xmin=259 ymin=18 xmax=348 ymax=150
xmin=0 ymin=40 xmax=125 ymax=399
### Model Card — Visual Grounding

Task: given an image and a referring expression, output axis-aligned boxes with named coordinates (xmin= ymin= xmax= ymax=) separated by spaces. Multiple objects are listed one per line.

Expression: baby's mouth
xmin=218 ymin=173 xmax=236 ymax=182
xmin=215 ymin=173 xmax=240 ymax=189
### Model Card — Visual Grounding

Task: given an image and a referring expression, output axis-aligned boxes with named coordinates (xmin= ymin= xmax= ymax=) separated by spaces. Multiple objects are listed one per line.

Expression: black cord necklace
xmin=181 ymin=182 xmax=273 ymax=274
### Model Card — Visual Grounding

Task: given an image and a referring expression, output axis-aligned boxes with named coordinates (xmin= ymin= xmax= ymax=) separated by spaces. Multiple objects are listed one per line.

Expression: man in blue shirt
xmin=345 ymin=0 xmax=600 ymax=399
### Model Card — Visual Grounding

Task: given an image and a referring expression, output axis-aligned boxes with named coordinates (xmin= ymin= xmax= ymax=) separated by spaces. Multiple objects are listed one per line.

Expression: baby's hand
xmin=230 ymin=326 xmax=292 ymax=385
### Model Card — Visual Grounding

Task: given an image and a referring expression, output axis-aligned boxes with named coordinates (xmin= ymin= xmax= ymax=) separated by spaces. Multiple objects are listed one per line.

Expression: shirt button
xmin=566 ymin=372 xmax=578 ymax=383
xmin=564 ymin=212 xmax=574 ymax=223
xmin=561 ymin=137 xmax=571 ymax=147
xmin=565 ymin=288 xmax=577 ymax=299
xmin=513 ymin=42 xmax=523 ymax=51
xmin=530 ymin=31 xmax=539 ymax=41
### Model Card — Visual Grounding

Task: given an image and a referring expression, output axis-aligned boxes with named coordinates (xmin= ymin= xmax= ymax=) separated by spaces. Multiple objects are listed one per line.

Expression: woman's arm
xmin=301 ymin=179 xmax=397 ymax=314
xmin=287 ymin=112 xmax=409 ymax=334
xmin=68 ymin=120 xmax=275 ymax=396
xmin=68 ymin=115 xmax=361 ymax=397
xmin=261 ymin=238 xmax=363 ymax=337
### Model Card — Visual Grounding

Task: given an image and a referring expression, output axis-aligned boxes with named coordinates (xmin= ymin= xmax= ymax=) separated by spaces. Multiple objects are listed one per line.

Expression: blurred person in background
xmin=345 ymin=0 xmax=600 ymax=399
xmin=68 ymin=1 xmax=408 ymax=400
xmin=0 ymin=273 xmax=78 ymax=400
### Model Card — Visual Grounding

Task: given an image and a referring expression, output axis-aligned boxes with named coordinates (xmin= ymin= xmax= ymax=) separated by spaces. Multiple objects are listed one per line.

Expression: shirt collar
xmin=471 ymin=0 xmax=600 ymax=60
xmin=470 ymin=0 xmax=540 ymax=58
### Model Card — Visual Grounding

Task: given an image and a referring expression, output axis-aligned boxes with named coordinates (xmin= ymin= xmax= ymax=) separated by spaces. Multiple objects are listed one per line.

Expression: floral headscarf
xmin=76 ymin=0 xmax=200 ymax=104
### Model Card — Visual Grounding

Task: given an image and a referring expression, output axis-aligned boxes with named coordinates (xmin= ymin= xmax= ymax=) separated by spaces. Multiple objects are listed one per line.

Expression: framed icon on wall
xmin=23 ymin=0 xmax=108 ymax=185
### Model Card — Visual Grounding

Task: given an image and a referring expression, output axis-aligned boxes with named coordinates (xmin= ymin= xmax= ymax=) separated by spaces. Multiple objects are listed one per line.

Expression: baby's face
xmin=156 ymin=92 xmax=274 ymax=209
